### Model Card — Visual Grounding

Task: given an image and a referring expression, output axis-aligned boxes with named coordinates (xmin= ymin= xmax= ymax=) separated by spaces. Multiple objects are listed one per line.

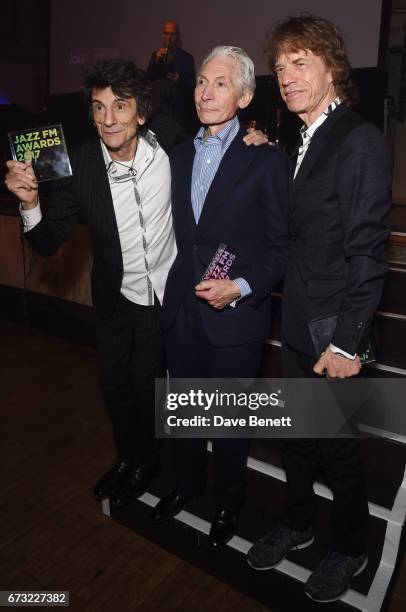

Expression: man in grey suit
xmin=247 ymin=15 xmax=392 ymax=602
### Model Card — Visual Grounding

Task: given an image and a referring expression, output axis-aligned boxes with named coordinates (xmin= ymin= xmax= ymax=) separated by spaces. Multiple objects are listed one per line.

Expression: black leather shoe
xmin=110 ymin=462 xmax=161 ymax=507
xmin=150 ymin=489 xmax=190 ymax=524
xmin=94 ymin=459 xmax=134 ymax=500
xmin=208 ymin=509 xmax=237 ymax=550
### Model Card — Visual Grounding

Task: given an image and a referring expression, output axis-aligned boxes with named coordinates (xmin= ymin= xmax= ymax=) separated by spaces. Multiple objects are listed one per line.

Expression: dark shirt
xmin=147 ymin=46 xmax=196 ymax=133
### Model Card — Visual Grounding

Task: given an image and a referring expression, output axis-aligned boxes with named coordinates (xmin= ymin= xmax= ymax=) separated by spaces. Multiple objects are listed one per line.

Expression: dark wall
xmin=0 ymin=0 xmax=387 ymax=169
xmin=0 ymin=1 xmax=50 ymax=114
xmin=240 ymin=68 xmax=387 ymax=154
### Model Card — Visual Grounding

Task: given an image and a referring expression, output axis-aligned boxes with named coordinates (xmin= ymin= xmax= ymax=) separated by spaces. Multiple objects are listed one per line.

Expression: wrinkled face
xmin=162 ymin=21 xmax=178 ymax=49
xmin=194 ymin=55 xmax=252 ymax=135
xmin=91 ymin=86 xmax=144 ymax=157
xmin=275 ymin=49 xmax=335 ymax=126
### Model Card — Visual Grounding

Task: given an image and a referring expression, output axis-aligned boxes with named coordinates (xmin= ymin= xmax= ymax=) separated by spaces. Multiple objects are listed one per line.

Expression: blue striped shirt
xmin=191 ymin=116 xmax=251 ymax=299
xmin=192 ymin=116 xmax=239 ymax=221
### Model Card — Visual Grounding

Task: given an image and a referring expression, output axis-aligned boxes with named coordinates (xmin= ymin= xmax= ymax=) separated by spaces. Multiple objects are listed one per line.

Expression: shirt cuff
xmin=229 ymin=277 xmax=252 ymax=308
xmin=329 ymin=343 xmax=357 ymax=360
xmin=233 ymin=277 xmax=252 ymax=299
xmin=20 ymin=202 xmax=42 ymax=233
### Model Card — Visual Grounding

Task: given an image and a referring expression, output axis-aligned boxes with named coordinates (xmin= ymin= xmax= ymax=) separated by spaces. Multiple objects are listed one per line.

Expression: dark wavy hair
xmin=265 ymin=15 xmax=358 ymax=107
xmin=83 ymin=58 xmax=152 ymax=132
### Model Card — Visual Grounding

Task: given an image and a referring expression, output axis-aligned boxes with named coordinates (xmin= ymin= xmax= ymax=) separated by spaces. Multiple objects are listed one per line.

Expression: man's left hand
xmin=195 ymin=279 xmax=241 ymax=309
xmin=243 ymin=129 xmax=269 ymax=146
xmin=313 ymin=347 xmax=361 ymax=379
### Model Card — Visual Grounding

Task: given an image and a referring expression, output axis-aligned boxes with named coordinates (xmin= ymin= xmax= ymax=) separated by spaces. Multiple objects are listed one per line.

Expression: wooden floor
xmin=0 ymin=317 xmax=405 ymax=612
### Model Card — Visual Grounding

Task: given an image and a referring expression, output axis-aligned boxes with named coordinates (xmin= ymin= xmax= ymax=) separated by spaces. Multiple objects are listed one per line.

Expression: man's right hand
xmin=5 ymin=159 xmax=39 ymax=209
xmin=156 ymin=47 xmax=168 ymax=61
xmin=313 ymin=347 xmax=361 ymax=379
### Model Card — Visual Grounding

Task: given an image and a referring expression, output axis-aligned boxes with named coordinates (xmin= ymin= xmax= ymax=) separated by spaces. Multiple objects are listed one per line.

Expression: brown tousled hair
xmin=83 ymin=58 xmax=152 ymax=133
xmin=266 ymin=15 xmax=358 ymax=107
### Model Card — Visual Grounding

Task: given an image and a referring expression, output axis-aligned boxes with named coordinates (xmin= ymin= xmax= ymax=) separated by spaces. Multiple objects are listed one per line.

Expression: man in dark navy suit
xmin=147 ymin=20 xmax=196 ymax=132
xmin=151 ymin=45 xmax=290 ymax=549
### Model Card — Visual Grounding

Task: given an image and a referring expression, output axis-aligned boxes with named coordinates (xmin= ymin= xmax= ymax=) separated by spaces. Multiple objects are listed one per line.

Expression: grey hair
xmin=199 ymin=46 xmax=256 ymax=93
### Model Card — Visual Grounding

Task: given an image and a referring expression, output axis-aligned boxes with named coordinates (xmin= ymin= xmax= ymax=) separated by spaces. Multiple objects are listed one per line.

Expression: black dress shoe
xmin=94 ymin=459 xmax=134 ymax=500
xmin=110 ymin=462 xmax=161 ymax=507
xmin=208 ymin=509 xmax=237 ymax=550
xmin=150 ymin=489 xmax=190 ymax=524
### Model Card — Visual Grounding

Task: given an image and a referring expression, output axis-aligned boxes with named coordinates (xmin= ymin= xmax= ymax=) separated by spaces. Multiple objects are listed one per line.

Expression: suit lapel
xmin=195 ymin=127 xmax=257 ymax=239
xmin=88 ymin=139 xmax=126 ymax=245
xmin=293 ymin=129 xmax=326 ymax=188
xmin=87 ymin=138 xmax=119 ymax=232
xmin=173 ymin=140 xmax=196 ymax=231
xmin=290 ymin=142 xmax=299 ymax=183
xmin=293 ymin=103 xmax=349 ymax=190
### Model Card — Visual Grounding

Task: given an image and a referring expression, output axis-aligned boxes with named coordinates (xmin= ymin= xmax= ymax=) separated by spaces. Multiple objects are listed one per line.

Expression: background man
xmin=151 ymin=46 xmax=290 ymax=550
xmin=5 ymin=59 xmax=177 ymax=509
xmin=147 ymin=20 xmax=196 ymax=132
xmin=247 ymin=16 xmax=392 ymax=603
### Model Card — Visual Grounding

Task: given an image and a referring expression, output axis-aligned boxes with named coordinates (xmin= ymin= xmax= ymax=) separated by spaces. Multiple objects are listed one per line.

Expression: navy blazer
xmin=162 ymin=127 xmax=290 ymax=347
xmin=282 ymin=104 xmax=393 ymax=355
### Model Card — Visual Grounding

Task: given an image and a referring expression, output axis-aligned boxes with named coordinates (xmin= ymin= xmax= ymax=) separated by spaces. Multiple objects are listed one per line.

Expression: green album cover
xmin=8 ymin=123 xmax=72 ymax=182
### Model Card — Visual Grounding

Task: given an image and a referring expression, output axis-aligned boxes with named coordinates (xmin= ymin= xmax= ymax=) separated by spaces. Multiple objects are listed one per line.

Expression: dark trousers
xmin=281 ymin=339 xmax=369 ymax=556
xmin=166 ymin=291 xmax=262 ymax=512
xmin=96 ymin=294 xmax=165 ymax=467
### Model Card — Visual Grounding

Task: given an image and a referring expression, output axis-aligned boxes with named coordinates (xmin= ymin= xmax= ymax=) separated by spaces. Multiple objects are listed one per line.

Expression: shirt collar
xmin=300 ymin=98 xmax=341 ymax=141
xmin=194 ymin=115 xmax=240 ymax=152
xmin=101 ymin=139 xmax=141 ymax=172
xmin=100 ymin=132 xmax=158 ymax=170
xmin=102 ymin=134 xmax=159 ymax=185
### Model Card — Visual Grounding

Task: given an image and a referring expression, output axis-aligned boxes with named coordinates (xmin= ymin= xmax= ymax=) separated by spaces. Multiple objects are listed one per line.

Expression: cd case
xmin=8 ymin=124 xmax=72 ymax=183
xmin=201 ymin=243 xmax=236 ymax=281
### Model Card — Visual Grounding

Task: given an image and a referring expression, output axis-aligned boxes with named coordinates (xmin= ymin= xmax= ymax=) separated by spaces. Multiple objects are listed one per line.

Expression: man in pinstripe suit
xmin=5 ymin=59 xmax=177 ymax=508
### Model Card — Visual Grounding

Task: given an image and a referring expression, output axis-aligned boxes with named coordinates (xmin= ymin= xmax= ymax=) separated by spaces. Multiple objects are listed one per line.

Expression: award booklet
xmin=202 ymin=243 xmax=236 ymax=281
xmin=8 ymin=124 xmax=72 ymax=183
xmin=308 ymin=314 xmax=376 ymax=365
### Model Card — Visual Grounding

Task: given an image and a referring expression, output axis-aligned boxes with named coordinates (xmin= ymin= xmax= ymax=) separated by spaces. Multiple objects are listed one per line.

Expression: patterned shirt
xmin=294 ymin=98 xmax=341 ymax=179
xmin=102 ymin=133 xmax=176 ymax=306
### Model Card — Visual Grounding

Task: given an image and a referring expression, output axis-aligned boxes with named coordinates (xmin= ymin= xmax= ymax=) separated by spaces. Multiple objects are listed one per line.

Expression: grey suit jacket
xmin=282 ymin=104 xmax=392 ymax=355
